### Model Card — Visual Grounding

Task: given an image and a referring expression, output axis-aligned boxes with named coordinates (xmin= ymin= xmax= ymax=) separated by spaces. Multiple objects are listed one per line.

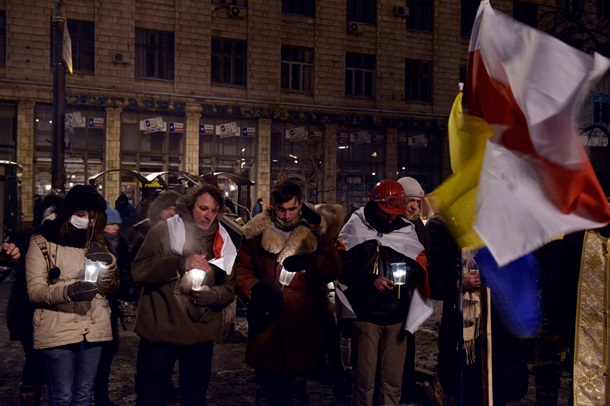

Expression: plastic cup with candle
xmin=391 ymin=262 xmax=407 ymax=299
xmin=190 ymin=269 xmax=206 ymax=291
xmin=84 ymin=258 xmax=101 ymax=282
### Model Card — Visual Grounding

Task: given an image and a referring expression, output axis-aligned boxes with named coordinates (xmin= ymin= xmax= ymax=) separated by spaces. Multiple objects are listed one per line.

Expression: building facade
xmin=1 ymin=0 xmax=608 ymax=229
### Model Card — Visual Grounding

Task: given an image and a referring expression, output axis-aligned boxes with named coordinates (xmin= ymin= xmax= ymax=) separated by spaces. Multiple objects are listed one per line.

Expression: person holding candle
xmin=234 ymin=181 xmax=342 ymax=405
xmin=131 ymin=183 xmax=237 ymax=406
xmin=25 ymin=184 xmax=119 ymax=406
xmin=337 ymin=179 xmax=429 ymax=406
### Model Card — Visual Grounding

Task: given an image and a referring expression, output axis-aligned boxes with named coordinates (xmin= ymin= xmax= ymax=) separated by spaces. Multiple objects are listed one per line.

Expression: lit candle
xmin=190 ymin=269 xmax=205 ymax=291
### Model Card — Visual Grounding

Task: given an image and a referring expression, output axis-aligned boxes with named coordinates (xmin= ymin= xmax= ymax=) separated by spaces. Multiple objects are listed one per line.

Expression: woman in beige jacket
xmin=26 ymin=185 xmax=119 ymax=406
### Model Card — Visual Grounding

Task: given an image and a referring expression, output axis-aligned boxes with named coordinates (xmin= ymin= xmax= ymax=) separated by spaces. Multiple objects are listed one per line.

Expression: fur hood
xmin=242 ymin=203 xmax=328 ymax=264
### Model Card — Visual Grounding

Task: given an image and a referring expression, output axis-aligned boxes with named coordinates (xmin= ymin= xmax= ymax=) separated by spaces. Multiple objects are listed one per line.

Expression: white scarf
xmin=167 ymin=214 xmax=237 ymax=275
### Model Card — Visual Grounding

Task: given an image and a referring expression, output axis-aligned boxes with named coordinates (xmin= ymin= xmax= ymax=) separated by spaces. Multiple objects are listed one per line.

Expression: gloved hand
xmin=97 ymin=265 xmax=119 ymax=295
xmin=66 ymin=281 xmax=99 ymax=302
xmin=282 ymin=254 xmax=311 ymax=272
xmin=86 ymin=242 xmax=113 ymax=265
xmin=190 ymin=286 xmax=218 ymax=307
xmin=247 ymin=279 xmax=284 ymax=336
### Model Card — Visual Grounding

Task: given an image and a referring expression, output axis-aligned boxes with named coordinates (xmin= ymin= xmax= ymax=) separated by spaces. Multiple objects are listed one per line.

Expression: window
xmin=281 ymin=46 xmax=313 ymax=92
xmin=345 ymin=53 xmax=375 ymax=98
xmin=594 ymin=96 xmax=610 ymax=125
xmin=34 ymin=105 xmax=105 ymax=195
xmin=405 ymin=59 xmax=432 ymax=103
xmin=514 ymin=1 xmax=538 ymax=28
xmin=0 ymin=103 xmax=16 ymax=161
xmin=211 ymin=38 xmax=247 ymax=86
xmin=282 ymin=0 xmax=315 ymax=16
xmin=67 ymin=20 xmax=94 ymax=73
xmin=406 ymin=0 xmax=433 ymax=32
xmin=0 ymin=11 xmax=5 ymax=66
xmin=135 ymin=28 xmax=174 ymax=80
xmin=347 ymin=0 xmax=376 ymax=24
xmin=270 ymin=122 xmax=327 ymax=203
xmin=335 ymin=127 xmax=386 ymax=208
xmin=461 ymin=0 xmax=479 ymax=37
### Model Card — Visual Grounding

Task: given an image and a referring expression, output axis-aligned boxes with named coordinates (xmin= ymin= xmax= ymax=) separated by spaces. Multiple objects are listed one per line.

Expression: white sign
xmin=65 ymin=112 xmax=86 ymax=129
xmin=408 ymin=134 xmax=428 ymax=148
xmin=216 ymin=122 xmax=240 ymax=138
xmin=141 ymin=117 xmax=165 ymax=134
xmin=286 ymin=127 xmax=307 ymax=141
xmin=350 ymin=131 xmax=370 ymax=145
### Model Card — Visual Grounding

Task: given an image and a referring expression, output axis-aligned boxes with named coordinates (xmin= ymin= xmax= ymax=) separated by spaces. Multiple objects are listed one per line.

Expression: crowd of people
xmin=3 ymin=177 xmax=596 ymax=406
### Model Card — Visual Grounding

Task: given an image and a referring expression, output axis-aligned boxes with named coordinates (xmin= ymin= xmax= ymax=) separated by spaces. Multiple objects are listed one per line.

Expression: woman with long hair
xmin=26 ymin=185 xmax=119 ymax=406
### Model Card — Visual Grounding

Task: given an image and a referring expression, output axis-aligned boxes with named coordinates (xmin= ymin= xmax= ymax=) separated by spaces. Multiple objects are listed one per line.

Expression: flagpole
xmin=456 ymin=243 xmax=464 ymax=406
xmin=52 ymin=0 xmax=66 ymax=192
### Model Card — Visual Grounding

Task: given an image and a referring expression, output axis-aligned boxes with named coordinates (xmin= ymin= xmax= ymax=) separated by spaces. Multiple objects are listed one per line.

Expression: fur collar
xmin=242 ymin=208 xmax=328 ymax=263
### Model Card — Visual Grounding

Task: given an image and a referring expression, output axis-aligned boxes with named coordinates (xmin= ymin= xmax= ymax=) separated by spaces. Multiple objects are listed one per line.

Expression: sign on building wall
xmin=200 ymin=124 xmax=214 ymax=135
xmin=141 ymin=117 xmax=165 ymax=134
xmin=286 ymin=126 xmax=307 ymax=141
xmin=88 ymin=117 xmax=105 ymax=129
xmin=65 ymin=112 xmax=86 ymax=129
xmin=350 ymin=131 xmax=370 ymax=145
xmin=169 ymin=122 xmax=184 ymax=133
xmin=216 ymin=122 xmax=241 ymax=138
xmin=408 ymin=134 xmax=428 ymax=148
xmin=242 ymin=127 xmax=256 ymax=137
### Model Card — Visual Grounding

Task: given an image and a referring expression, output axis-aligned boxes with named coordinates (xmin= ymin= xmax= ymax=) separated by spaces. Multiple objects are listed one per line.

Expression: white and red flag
xmin=466 ymin=1 xmax=610 ymax=266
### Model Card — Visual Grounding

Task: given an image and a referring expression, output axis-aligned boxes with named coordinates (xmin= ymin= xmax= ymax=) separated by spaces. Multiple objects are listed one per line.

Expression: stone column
xmin=104 ymin=106 xmax=122 ymax=201
xmin=255 ymin=118 xmax=272 ymax=203
xmin=184 ymin=105 xmax=201 ymax=175
xmin=17 ymin=100 xmax=35 ymax=224
xmin=385 ymin=127 xmax=398 ymax=180
xmin=323 ymin=123 xmax=338 ymax=203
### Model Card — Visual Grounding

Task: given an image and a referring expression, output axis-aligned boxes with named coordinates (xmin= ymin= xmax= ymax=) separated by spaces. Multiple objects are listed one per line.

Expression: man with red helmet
xmin=337 ymin=179 xmax=429 ymax=406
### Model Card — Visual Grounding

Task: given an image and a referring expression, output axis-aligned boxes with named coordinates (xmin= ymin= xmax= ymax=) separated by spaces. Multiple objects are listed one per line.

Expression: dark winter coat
xmin=234 ymin=206 xmax=342 ymax=374
xmin=426 ymin=214 xmax=528 ymax=405
xmin=131 ymin=199 xmax=236 ymax=345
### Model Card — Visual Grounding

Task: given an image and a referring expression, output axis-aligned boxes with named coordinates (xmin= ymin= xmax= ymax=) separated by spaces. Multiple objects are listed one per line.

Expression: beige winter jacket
xmin=26 ymin=236 xmax=117 ymax=350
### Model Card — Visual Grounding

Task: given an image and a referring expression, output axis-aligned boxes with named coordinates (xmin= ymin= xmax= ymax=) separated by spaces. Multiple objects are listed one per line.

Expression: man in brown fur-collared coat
xmin=234 ymin=181 xmax=342 ymax=405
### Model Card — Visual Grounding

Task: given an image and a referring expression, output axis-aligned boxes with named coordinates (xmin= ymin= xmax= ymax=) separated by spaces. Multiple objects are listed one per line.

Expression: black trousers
xmin=135 ymin=338 xmax=214 ymax=406
xmin=255 ymin=370 xmax=308 ymax=406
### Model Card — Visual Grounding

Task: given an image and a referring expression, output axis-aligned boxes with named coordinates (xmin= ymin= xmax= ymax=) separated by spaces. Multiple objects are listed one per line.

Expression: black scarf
xmin=36 ymin=219 xmax=90 ymax=248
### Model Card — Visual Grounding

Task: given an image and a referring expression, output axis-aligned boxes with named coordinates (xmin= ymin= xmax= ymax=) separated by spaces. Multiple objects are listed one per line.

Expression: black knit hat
xmin=55 ymin=184 xmax=107 ymax=224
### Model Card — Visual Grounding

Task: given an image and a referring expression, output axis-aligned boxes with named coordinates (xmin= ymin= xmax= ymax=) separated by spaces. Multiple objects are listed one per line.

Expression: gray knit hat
xmin=397 ymin=177 xmax=424 ymax=198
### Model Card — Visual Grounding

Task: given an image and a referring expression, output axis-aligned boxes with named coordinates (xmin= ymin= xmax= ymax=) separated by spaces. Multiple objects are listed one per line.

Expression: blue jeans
xmin=42 ymin=341 xmax=103 ymax=406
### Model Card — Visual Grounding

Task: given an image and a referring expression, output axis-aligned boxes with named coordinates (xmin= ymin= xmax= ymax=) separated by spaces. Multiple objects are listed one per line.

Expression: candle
xmin=84 ymin=259 xmax=101 ymax=282
xmin=190 ymin=269 xmax=206 ymax=291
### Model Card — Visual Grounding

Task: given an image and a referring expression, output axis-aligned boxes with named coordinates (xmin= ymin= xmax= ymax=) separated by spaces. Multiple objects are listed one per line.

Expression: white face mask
xmin=70 ymin=215 xmax=90 ymax=230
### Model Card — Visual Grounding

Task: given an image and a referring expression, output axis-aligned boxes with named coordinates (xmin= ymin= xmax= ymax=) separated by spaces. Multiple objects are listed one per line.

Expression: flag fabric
xmin=475 ymin=247 xmax=541 ymax=337
xmin=431 ymin=92 xmax=493 ymax=249
xmin=464 ymin=0 xmax=610 ymax=267
xmin=62 ymin=20 xmax=73 ymax=74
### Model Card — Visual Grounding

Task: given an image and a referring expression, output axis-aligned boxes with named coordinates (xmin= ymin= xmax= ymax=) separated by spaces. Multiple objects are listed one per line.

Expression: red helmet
xmin=370 ymin=180 xmax=407 ymax=215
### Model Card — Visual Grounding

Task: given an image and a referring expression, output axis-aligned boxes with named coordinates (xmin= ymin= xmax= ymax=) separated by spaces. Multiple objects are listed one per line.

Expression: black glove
xmin=190 ymin=286 xmax=218 ymax=307
xmin=282 ymin=254 xmax=311 ymax=272
xmin=247 ymin=280 xmax=284 ymax=336
xmin=86 ymin=242 xmax=113 ymax=265
xmin=66 ymin=281 xmax=99 ymax=302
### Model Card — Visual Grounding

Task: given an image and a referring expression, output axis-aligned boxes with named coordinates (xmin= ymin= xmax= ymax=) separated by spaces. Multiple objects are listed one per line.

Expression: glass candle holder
xmin=84 ymin=258 xmax=101 ymax=282
xmin=190 ymin=269 xmax=206 ymax=291
xmin=391 ymin=262 xmax=407 ymax=286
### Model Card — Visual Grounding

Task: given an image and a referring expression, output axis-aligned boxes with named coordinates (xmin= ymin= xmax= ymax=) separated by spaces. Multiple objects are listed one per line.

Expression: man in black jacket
xmin=338 ymin=179 xmax=428 ymax=406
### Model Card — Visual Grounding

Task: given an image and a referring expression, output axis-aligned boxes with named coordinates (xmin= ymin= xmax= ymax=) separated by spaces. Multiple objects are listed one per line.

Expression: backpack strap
xmin=32 ymin=234 xmax=51 ymax=272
